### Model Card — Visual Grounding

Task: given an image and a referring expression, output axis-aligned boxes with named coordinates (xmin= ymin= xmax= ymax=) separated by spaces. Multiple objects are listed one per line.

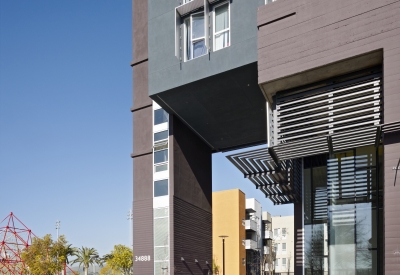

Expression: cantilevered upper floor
xmin=146 ymin=0 xmax=267 ymax=151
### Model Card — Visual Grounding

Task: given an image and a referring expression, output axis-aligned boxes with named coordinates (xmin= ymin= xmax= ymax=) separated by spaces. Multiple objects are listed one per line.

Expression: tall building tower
xmin=132 ymin=0 xmax=400 ymax=274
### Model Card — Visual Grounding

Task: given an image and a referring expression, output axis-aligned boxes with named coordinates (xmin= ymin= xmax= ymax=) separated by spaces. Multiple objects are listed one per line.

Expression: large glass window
xmin=154 ymin=130 xmax=168 ymax=142
xmin=185 ymin=12 xmax=207 ymax=60
xmin=154 ymin=109 xmax=168 ymax=125
xmin=303 ymin=146 xmax=383 ymax=275
xmin=154 ymin=149 xmax=168 ymax=164
xmin=214 ymin=2 xmax=230 ymax=51
xmin=154 ymin=179 xmax=168 ymax=197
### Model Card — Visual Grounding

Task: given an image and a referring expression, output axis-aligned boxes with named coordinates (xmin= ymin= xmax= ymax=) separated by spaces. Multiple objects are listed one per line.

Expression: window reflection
xmin=304 ymin=146 xmax=382 ymax=275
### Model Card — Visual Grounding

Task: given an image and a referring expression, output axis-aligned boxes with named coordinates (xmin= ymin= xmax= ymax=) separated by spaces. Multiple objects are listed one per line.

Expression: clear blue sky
xmin=0 ymin=0 xmax=292 ymax=258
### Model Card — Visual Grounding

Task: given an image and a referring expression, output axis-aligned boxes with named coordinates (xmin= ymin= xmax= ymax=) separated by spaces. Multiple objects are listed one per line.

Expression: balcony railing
xmin=245 ymin=239 xmax=257 ymax=250
xmin=264 ymin=230 xmax=273 ymax=239
xmin=245 ymin=219 xmax=257 ymax=231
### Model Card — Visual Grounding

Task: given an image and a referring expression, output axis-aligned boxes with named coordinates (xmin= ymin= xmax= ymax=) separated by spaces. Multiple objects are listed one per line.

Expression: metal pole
xmin=222 ymin=238 xmax=225 ymax=275
xmin=127 ymin=210 xmax=133 ymax=249
xmin=56 ymin=220 xmax=60 ymax=239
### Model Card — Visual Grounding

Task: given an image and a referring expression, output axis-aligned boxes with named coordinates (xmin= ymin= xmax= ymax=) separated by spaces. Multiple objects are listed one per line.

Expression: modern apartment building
xmin=131 ymin=0 xmax=400 ymax=274
xmin=244 ymin=198 xmax=263 ymax=275
xmin=212 ymin=189 xmax=246 ymax=275
xmin=212 ymin=190 xmax=271 ymax=275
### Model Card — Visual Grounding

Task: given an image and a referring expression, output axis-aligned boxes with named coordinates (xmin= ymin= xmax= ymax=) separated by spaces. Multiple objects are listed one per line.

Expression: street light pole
xmin=127 ymin=210 xmax=133 ymax=249
xmin=218 ymin=235 xmax=228 ymax=275
xmin=56 ymin=220 xmax=60 ymax=240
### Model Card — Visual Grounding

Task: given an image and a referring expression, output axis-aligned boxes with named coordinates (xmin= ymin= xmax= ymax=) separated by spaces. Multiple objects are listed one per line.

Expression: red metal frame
xmin=0 ymin=212 xmax=76 ymax=275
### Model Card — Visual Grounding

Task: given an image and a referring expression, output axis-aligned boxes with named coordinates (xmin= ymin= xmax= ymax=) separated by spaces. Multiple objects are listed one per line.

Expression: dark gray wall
xmin=148 ymin=0 xmax=265 ymax=96
xmin=169 ymin=115 xmax=212 ymax=274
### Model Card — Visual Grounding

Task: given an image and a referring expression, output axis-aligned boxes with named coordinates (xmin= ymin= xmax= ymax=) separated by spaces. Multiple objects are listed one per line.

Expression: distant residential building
xmin=213 ymin=189 xmax=246 ymax=275
xmin=245 ymin=198 xmax=263 ymax=275
xmin=271 ymin=216 xmax=294 ymax=275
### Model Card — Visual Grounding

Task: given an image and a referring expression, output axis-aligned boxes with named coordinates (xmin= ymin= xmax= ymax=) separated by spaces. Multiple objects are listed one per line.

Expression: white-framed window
xmin=282 ymin=258 xmax=286 ymax=269
xmin=213 ymin=1 xmax=230 ymax=51
xmin=154 ymin=179 xmax=168 ymax=197
xmin=282 ymin=228 xmax=286 ymax=239
xmin=154 ymin=108 xmax=169 ymax=125
xmin=275 ymin=258 xmax=280 ymax=268
xmin=282 ymin=243 xmax=286 ymax=253
xmin=184 ymin=11 xmax=207 ymax=61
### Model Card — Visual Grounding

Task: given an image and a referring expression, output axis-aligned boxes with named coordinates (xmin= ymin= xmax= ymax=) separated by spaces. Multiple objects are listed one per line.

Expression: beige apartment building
xmin=271 ymin=216 xmax=295 ymax=275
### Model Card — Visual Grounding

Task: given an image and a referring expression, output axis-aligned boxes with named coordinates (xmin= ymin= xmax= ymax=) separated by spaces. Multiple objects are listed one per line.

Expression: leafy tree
xmin=103 ymin=245 xmax=133 ymax=275
xmin=98 ymin=265 xmax=118 ymax=275
xmin=212 ymin=256 xmax=220 ymax=275
xmin=70 ymin=247 xmax=101 ymax=275
xmin=21 ymin=234 xmax=69 ymax=275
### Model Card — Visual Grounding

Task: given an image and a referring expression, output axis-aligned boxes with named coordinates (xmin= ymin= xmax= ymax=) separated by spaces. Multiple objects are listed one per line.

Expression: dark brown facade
xmin=132 ymin=1 xmax=212 ymax=274
xmin=257 ymin=0 xmax=400 ymax=274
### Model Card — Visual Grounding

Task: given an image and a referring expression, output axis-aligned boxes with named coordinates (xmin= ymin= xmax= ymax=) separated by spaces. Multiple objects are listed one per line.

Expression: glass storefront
xmin=304 ymin=146 xmax=383 ymax=275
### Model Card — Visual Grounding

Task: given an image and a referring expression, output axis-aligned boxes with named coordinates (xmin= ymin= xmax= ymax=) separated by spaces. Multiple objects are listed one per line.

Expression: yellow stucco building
xmin=212 ymin=189 xmax=246 ymax=275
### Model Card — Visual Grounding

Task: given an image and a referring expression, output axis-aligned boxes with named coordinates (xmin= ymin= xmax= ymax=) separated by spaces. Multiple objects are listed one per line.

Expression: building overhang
xmin=151 ymin=62 xmax=267 ymax=152
xmin=227 ymin=122 xmax=399 ymax=205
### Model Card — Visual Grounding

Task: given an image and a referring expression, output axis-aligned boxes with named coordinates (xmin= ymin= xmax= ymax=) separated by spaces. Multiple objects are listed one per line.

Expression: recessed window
xmin=154 ymin=130 xmax=168 ymax=142
xmin=282 ymin=243 xmax=286 ymax=253
xmin=154 ymin=149 xmax=168 ymax=164
xmin=214 ymin=2 xmax=230 ymax=51
xmin=154 ymin=109 xmax=168 ymax=125
xmin=282 ymin=258 xmax=286 ymax=269
xmin=155 ymin=164 xmax=168 ymax=173
xmin=154 ymin=179 xmax=168 ymax=197
xmin=185 ymin=12 xmax=207 ymax=60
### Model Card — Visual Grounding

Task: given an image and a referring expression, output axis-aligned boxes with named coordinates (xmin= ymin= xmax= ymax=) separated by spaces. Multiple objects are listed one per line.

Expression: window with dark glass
xmin=154 ymin=109 xmax=168 ymax=125
xmin=154 ymin=130 xmax=168 ymax=142
xmin=154 ymin=149 xmax=168 ymax=164
xmin=154 ymin=179 xmax=168 ymax=197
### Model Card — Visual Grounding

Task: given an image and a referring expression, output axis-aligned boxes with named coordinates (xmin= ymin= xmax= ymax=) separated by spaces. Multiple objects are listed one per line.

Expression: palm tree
xmin=70 ymin=247 xmax=101 ymax=275
xmin=60 ymin=244 xmax=77 ymax=275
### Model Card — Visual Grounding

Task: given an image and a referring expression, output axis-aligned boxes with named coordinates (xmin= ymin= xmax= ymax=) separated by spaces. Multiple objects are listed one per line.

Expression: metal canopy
xmin=227 ymin=124 xmax=385 ymax=205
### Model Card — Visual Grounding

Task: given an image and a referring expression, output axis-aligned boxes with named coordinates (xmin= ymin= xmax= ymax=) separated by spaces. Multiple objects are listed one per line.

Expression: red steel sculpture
xmin=0 ymin=212 xmax=35 ymax=275
xmin=1 ymin=213 xmax=77 ymax=275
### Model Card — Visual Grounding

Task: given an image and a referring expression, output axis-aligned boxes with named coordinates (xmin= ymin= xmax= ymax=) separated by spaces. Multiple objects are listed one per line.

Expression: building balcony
xmin=264 ymin=230 xmax=273 ymax=239
xmin=262 ymin=212 xmax=271 ymax=223
xmin=244 ymin=239 xmax=257 ymax=250
xmin=245 ymin=219 xmax=257 ymax=231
